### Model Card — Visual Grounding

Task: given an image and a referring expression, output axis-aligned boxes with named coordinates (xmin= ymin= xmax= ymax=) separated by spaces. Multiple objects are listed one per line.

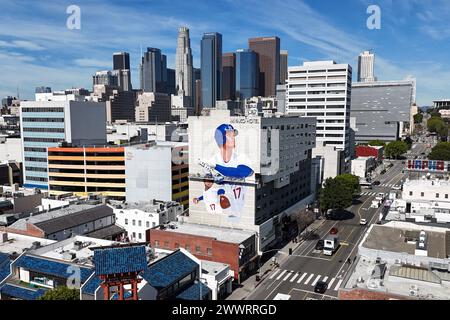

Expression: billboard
xmin=188 ymin=111 xmax=261 ymax=229
xmin=407 ymin=160 xmax=448 ymax=172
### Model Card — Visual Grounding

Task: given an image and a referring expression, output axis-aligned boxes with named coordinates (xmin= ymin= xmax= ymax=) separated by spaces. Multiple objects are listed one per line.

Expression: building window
xmin=132 ymin=220 xmax=136 ymax=226
xmin=206 ymin=248 xmax=212 ymax=256
xmin=125 ymin=219 xmax=128 ymax=225
xmin=421 ymin=192 xmax=424 ymax=197
xmin=152 ymin=222 xmax=156 ymax=228
xmin=196 ymin=246 xmax=201 ymax=253
xmin=175 ymin=243 xmax=180 ymax=249
xmin=154 ymin=240 xmax=159 ymax=247
xmin=409 ymin=191 xmax=413 ymax=196
xmin=132 ymin=232 xmax=136 ymax=239
xmin=164 ymin=241 xmax=169 ymax=248
xmin=138 ymin=220 xmax=142 ymax=227
xmin=446 ymin=194 xmax=449 ymax=199
xmin=185 ymin=244 xmax=190 ymax=252
xmin=146 ymin=221 xmax=150 ymax=228
xmin=138 ymin=233 xmax=142 ymax=240
xmin=436 ymin=193 xmax=440 ymax=198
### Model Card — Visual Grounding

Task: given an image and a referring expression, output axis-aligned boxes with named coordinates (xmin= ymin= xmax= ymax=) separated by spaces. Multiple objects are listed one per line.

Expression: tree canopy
xmin=428 ymin=116 xmax=448 ymax=139
xmin=368 ymin=140 xmax=386 ymax=147
xmin=413 ymin=113 xmax=423 ymax=124
xmin=385 ymin=141 xmax=408 ymax=159
xmin=38 ymin=286 xmax=80 ymax=300
xmin=335 ymin=174 xmax=361 ymax=195
xmin=429 ymin=142 xmax=450 ymax=161
xmin=319 ymin=177 xmax=353 ymax=212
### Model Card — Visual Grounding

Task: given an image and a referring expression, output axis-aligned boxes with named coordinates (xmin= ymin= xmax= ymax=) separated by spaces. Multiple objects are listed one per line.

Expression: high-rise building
xmin=93 ymin=70 xmax=119 ymax=87
xmin=135 ymin=92 xmax=171 ymax=122
xmin=201 ymin=32 xmax=222 ymax=108
xmin=20 ymin=99 xmax=107 ymax=189
xmin=187 ymin=109 xmax=316 ymax=253
xmin=166 ymin=68 xmax=176 ymax=95
xmin=195 ymin=79 xmax=202 ymax=115
xmin=140 ymin=48 xmax=167 ymax=93
xmin=357 ymin=50 xmax=375 ymax=82
xmin=248 ymin=36 xmax=280 ymax=97
xmin=222 ymin=53 xmax=236 ymax=101
xmin=286 ymin=60 xmax=352 ymax=159
xmin=113 ymin=52 xmax=130 ymax=71
xmin=235 ymin=49 xmax=259 ymax=100
xmin=175 ymin=27 xmax=194 ymax=100
xmin=280 ymin=50 xmax=288 ymax=85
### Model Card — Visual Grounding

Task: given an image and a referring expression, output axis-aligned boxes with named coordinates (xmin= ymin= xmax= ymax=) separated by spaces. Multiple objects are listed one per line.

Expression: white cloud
xmin=74 ymin=58 xmax=111 ymax=69
xmin=0 ymin=39 xmax=45 ymax=51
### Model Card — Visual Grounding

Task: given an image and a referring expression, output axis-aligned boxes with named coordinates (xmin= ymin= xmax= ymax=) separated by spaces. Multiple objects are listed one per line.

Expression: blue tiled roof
xmin=176 ymin=282 xmax=210 ymax=300
xmin=0 ymin=284 xmax=47 ymax=300
xmin=81 ymin=274 xmax=102 ymax=295
xmin=93 ymin=246 xmax=147 ymax=276
xmin=0 ymin=253 xmax=11 ymax=283
xmin=15 ymin=255 xmax=93 ymax=282
xmin=141 ymin=250 xmax=198 ymax=290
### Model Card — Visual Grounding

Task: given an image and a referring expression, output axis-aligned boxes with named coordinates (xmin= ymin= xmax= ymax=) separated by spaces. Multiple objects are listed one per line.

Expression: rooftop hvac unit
xmin=63 ymin=251 xmax=76 ymax=260
xmin=31 ymin=241 xmax=41 ymax=250
xmin=73 ymin=241 xmax=83 ymax=251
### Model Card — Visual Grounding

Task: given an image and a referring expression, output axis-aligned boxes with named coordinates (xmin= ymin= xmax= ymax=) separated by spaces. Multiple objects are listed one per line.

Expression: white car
xmin=360 ymin=219 xmax=368 ymax=226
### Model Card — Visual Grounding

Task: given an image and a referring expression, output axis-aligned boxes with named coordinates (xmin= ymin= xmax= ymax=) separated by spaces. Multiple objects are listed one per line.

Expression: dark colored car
xmin=315 ymin=240 xmax=324 ymax=251
xmin=314 ymin=281 xmax=328 ymax=294
xmin=330 ymin=227 xmax=338 ymax=235
xmin=373 ymin=181 xmax=381 ymax=186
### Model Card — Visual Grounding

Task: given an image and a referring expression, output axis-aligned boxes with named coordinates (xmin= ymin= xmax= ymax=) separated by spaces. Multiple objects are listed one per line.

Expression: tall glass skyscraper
xmin=140 ymin=48 xmax=167 ymax=93
xmin=249 ymin=37 xmax=280 ymax=97
xmin=201 ymin=32 xmax=222 ymax=109
xmin=222 ymin=53 xmax=236 ymax=101
xmin=113 ymin=52 xmax=130 ymax=71
xmin=175 ymin=27 xmax=193 ymax=101
xmin=236 ymin=49 xmax=259 ymax=100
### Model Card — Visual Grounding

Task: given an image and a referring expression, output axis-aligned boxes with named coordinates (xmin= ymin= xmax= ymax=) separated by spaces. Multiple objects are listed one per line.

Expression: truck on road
xmin=323 ymin=235 xmax=340 ymax=256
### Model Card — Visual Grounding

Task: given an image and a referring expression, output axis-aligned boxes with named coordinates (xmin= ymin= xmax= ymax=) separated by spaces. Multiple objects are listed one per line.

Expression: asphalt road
xmin=248 ymin=154 xmax=409 ymax=300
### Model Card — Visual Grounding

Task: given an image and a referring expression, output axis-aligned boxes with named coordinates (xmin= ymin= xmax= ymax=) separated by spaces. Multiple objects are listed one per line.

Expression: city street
xmin=246 ymin=153 xmax=410 ymax=300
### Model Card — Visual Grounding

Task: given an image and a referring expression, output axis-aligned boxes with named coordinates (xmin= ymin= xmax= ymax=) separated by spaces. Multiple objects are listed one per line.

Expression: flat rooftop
xmin=201 ymin=260 xmax=229 ymax=275
xmin=403 ymin=179 xmax=450 ymax=189
xmin=112 ymin=201 xmax=180 ymax=212
xmin=157 ymin=222 xmax=255 ymax=244
xmin=30 ymin=236 xmax=120 ymax=267
xmin=361 ymin=222 xmax=447 ymax=259
xmin=0 ymin=232 xmax=56 ymax=255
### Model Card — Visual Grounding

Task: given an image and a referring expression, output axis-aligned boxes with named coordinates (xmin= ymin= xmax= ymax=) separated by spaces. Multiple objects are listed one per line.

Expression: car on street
xmin=315 ymin=239 xmax=324 ymax=250
xmin=359 ymin=219 xmax=367 ymax=225
xmin=329 ymin=227 xmax=338 ymax=235
xmin=373 ymin=181 xmax=381 ymax=186
xmin=314 ymin=281 xmax=328 ymax=294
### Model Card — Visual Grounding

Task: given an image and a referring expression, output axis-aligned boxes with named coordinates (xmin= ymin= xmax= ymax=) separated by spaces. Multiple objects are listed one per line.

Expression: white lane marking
xmin=297 ymin=273 xmax=307 ymax=284
xmin=304 ymin=273 xmax=315 ymax=285
xmin=322 ymin=276 xmax=329 ymax=282
xmin=269 ymin=269 xmax=280 ymax=280
xmin=283 ymin=272 xmax=292 ymax=281
xmin=290 ymin=273 xmax=299 ymax=283
xmin=311 ymin=275 xmax=322 ymax=286
xmin=276 ymin=270 xmax=287 ymax=280
xmin=328 ymin=277 xmax=336 ymax=288
xmin=334 ymin=279 xmax=343 ymax=291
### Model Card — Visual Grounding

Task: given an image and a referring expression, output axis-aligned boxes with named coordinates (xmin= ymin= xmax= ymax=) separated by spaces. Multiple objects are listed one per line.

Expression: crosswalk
xmin=268 ymin=269 xmax=343 ymax=291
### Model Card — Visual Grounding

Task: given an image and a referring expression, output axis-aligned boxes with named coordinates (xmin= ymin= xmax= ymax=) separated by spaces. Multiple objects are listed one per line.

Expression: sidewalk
xmin=227 ymin=219 xmax=326 ymax=300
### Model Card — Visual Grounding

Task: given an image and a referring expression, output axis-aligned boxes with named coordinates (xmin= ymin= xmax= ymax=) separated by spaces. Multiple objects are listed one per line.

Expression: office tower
xmin=35 ymin=86 xmax=52 ymax=94
xmin=357 ymin=50 xmax=375 ymax=82
xmin=175 ymin=27 xmax=193 ymax=99
xmin=248 ymin=36 xmax=280 ymax=97
xmin=201 ymin=32 xmax=222 ymax=108
xmin=113 ymin=52 xmax=130 ymax=71
xmin=235 ymin=49 xmax=259 ymax=100
xmin=166 ymin=68 xmax=176 ymax=95
xmin=188 ymin=108 xmax=316 ymax=253
xmin=222 ymin=53 xmax=236 ymax=100
xmin=93 ymin=70 xmax=119 ymax=87
xmin=195 ymin=79 xmax=202 ymax=115
xmin=140 ymin=47 xmax=167 ymax=93
xmin=106 ymin=90 xmax=136 ymax=123
xmin=135 ymin=92 xmax=171 ymax=122
xmin=116 ymin=69 xmax=132 ymax=92
xmin=351 ymin=80 xmax=416 ymax=143
xmin=280 ymin=50 xmax=288 ymax=85
xmin=194 ymin=68 xmax=201 ymax=81
xmin=20 ymin=99 xmax=107 ymax=189
xmin=286 ymin=60 xmax=352 ymax=159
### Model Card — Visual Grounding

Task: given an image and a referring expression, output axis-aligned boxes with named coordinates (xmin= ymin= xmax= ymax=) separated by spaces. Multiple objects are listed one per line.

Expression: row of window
xmin=289 ymin=83 xmax=347 ymax=88
xmin=24 ymin=147 xmax=47 ymax=153
xmin=22 ymin=118 xmax=65 ymax=123
xmin=26 ymin=176 xmax=47 ymax=182
xmin=24 ymin=137 xmax=63 ymax=143
xmin=153 ymin=240 xmax=213 ymax=255
xmin=22 ymin=108 xmax=64 ymax=113
xmin=409 ymin=191 xmax=449 ymax=199
xmin=25 ymin=167 xmax=47 ymax=172
xmin=124 ymin=219 xmax=156 ymax=228
xmin=23 ymin=127 xmax=65 ymax=133
xmin=25 ymin=157 xmax=47 ymax=162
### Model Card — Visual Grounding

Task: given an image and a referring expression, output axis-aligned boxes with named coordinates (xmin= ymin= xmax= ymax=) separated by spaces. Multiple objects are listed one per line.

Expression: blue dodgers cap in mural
xmin=214 ymin=124 xmax=238 ymax=147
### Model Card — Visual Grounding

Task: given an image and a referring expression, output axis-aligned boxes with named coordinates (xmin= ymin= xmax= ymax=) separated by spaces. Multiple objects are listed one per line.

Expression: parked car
xmin=315 ymin=240 xmax=325 ymax=251
xmin=359 ymin=219 xmax=367 ymax=226
xmin=329 ymin=227 xmax=338 ymax=235
xmin=314 ymin=281 xmax=328 ymax=294
xmin=373 ymin=181 xmax=381 ymax=186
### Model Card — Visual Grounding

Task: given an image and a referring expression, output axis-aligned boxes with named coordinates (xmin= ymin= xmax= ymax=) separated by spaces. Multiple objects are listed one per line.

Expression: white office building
xmin=357 ymin=50 xmax=375 ymax=83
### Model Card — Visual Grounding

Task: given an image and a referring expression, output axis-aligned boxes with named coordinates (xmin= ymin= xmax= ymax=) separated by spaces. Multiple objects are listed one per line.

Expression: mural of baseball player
xmin=192 ymin=176 xmax=231 ymax=215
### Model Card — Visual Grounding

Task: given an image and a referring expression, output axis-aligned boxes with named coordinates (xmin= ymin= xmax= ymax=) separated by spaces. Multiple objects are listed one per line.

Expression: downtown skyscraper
xmin=201 ymin=32 xmax=222 ymax=109
xmin=357 ymin=50 xmax=375 ymax=82
xmin=140 ymin=47 xmax=167 ymax=93
xmin=175 ymin=27 xmax=194 ymax=102
xmin=249 ymin=36 xmax=280 ymax=97
xmin=236 ymin=49 xmax=259 ymax=100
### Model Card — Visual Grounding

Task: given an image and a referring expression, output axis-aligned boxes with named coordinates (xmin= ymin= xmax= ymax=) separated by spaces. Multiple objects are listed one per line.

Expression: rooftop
xmin=0 ymin=232 xmax=56 ymax=255
xmin=361 ymin=222 xmax=448 ymax=259
xmin=111 ymin=200 xmax=181 ymax=212
xmin=403 ymin=178 xmax=450 ymax=189
xmin=158 ymin=222 xmax=256 ymax=244
xmin=93 ymin=245 xmax=148 ymax=276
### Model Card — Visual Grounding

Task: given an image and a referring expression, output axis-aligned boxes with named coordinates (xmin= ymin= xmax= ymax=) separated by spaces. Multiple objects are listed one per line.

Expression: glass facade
xmin=236 ymin=49 xmax=259 ymax=100
xmin=201 ymin=33 xmax=222 ymax=108
xmin=140 ymin=48 xmax=167 ymax=93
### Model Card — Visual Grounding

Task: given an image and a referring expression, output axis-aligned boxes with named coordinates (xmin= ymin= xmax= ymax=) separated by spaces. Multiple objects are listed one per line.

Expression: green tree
xmin=38 ymin=286 xmax=80 ymax=300
xmin=427 ymin=116 xmax=448 ymax=139
xmin=368 ymin=140 xmax=386 ymax=147
xmin=319 ymin=178 xmax=353 ymax=212
xmin=385 ymin=141 xmax=408 ymax=159
xmin=413 ymin=113 xmax=423 ymax=124
xmin=429 ymin=142 xmax=450 ymax=161
xmin=335 ymin=174 xmax=361 ymax=195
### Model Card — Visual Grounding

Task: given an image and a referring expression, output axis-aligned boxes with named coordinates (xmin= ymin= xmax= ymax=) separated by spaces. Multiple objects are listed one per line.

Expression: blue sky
xmin=1 ymin=0 xmax=450 ymax=105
